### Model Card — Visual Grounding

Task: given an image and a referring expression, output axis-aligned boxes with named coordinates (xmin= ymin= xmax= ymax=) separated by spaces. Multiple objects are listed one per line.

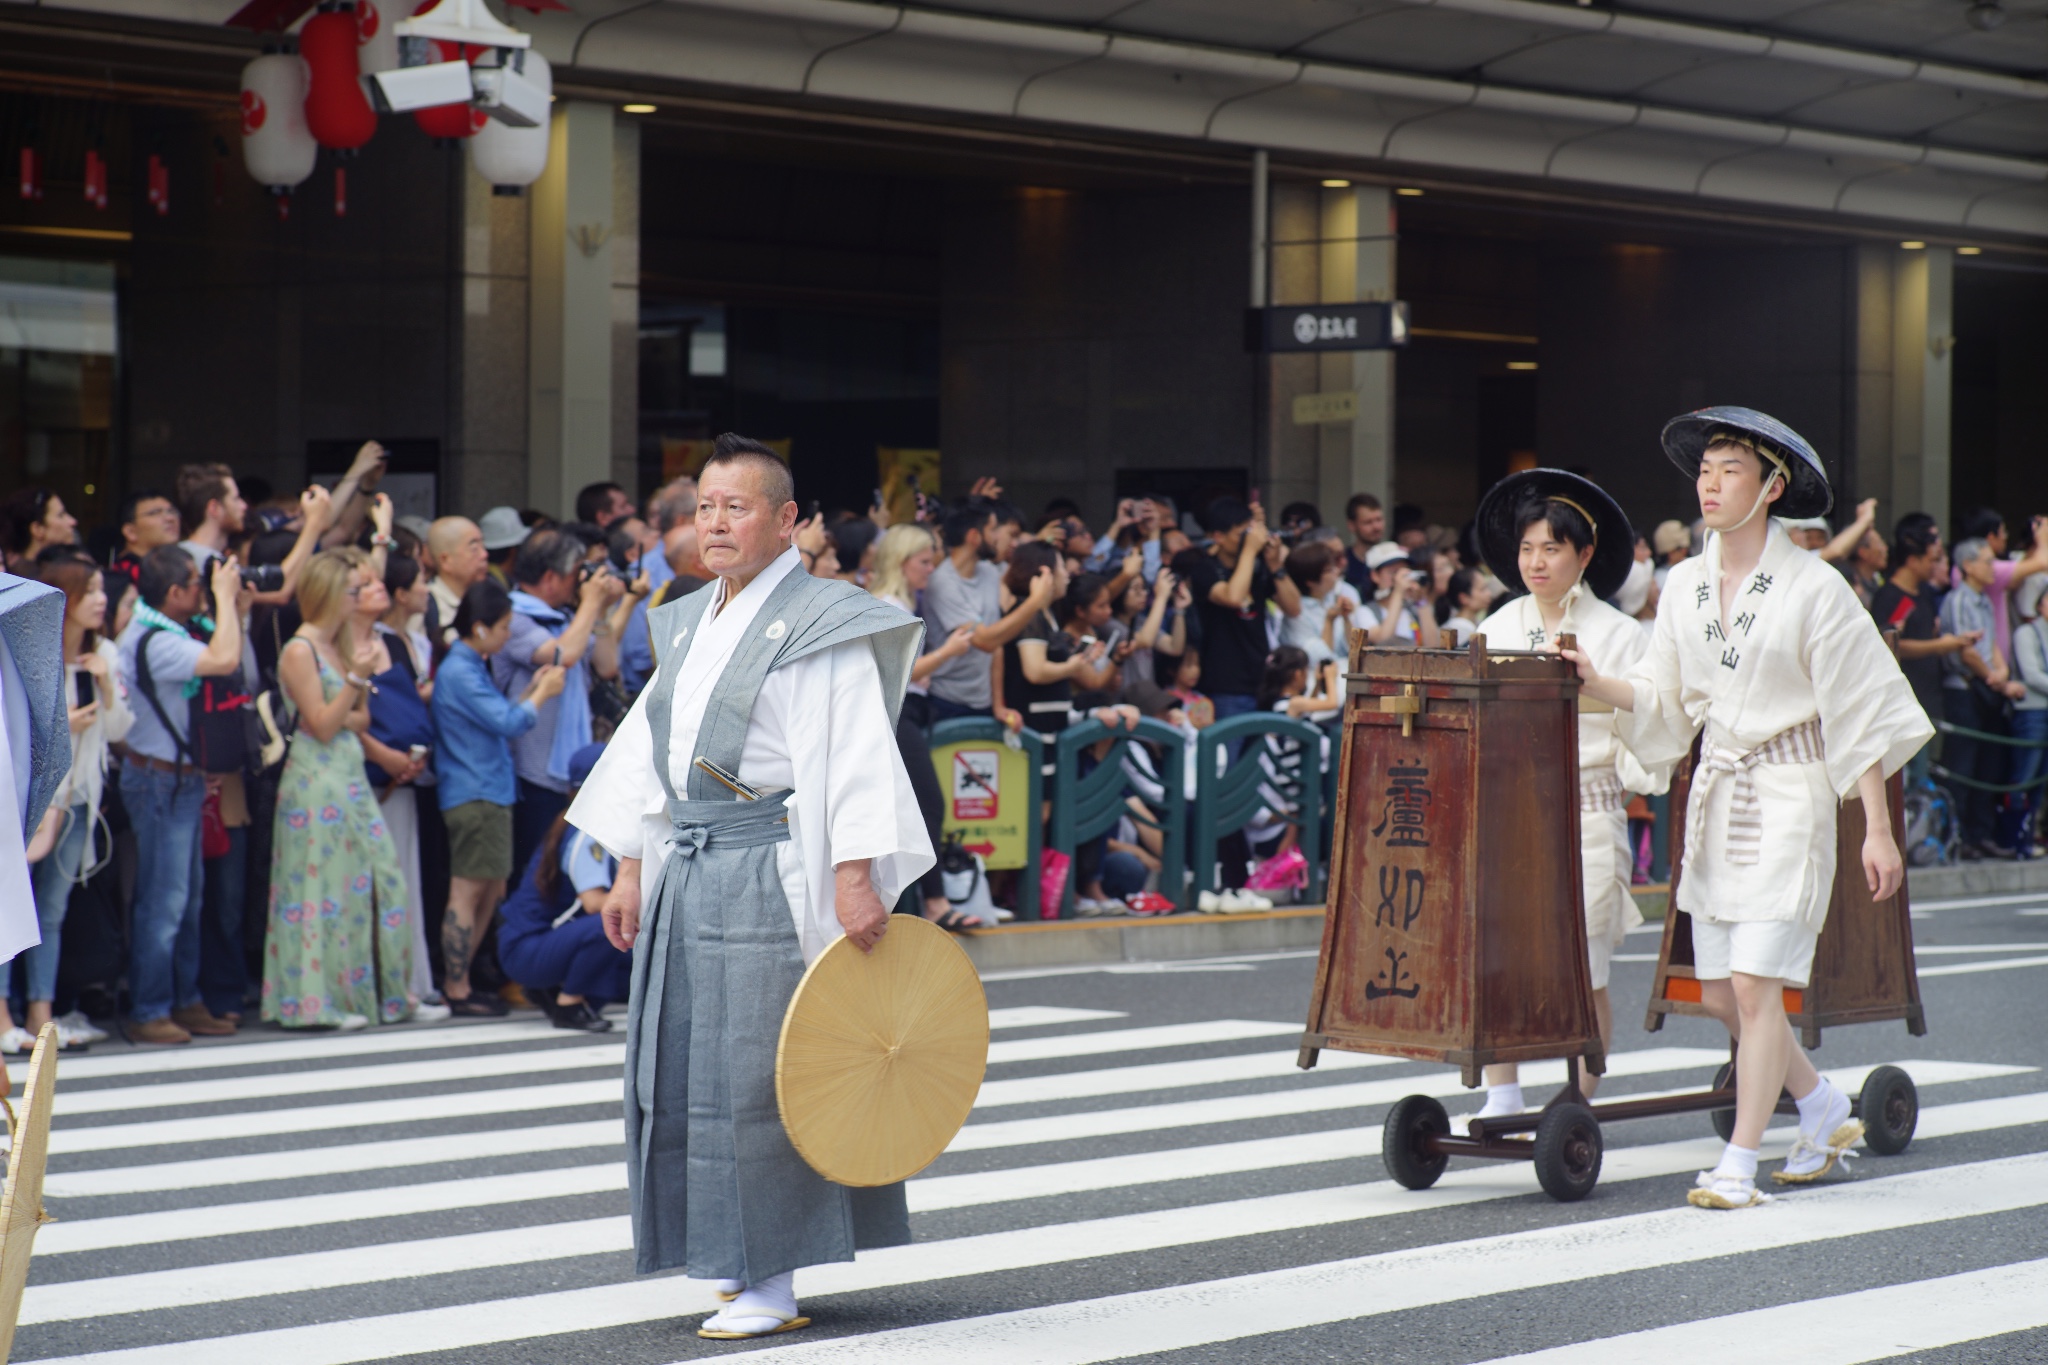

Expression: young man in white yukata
xmin=1566 ymin=408 xmax=1931 ymax=1210
xmin=570 ymin=435 xmax=933 ymax=1337
xmin=1465 ymin=469 xmax=1670 ymax=1130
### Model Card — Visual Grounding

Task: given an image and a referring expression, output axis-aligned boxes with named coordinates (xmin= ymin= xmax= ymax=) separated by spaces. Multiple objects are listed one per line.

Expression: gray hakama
xmin=624 ymin=566 xmax=918 ymax=1280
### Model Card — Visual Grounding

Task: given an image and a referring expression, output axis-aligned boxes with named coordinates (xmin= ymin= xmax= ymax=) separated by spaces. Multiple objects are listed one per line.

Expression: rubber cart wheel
xmin=1382 ymin=1094 xmax=1451 ymax=1190
xmin=1858 ymin=1064 xmax=1918 ymax=1156
xmin=1709 ymin=1061 xmax=1737 ymax=1142
xmin=1533 ymin=1102 xmax=1603 ymax=1202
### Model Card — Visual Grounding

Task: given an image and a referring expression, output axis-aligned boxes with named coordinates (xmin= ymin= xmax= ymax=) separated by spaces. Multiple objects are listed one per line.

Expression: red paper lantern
xmin=303 ymin=3 xmax=376 ymax=151
xmin=83 ymin=149 xmax=108 ymax=210
xmin=334 ymin=165 xmax=348 ymax=217
xmin=18 ymin=148 xmax=40 ymax=201
xmin=147 ymin=153 xmax=169 ymax=215
xmin=410 ymin=2 xmax=484 ymax=141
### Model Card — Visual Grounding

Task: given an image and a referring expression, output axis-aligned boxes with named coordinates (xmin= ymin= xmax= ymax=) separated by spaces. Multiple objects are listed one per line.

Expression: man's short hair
xmin=646 ymin=479 xmax=698 ymax=533
xmin=138 ymin=544 xmax=198 ymax=608
xmin=1952 ymin=537 xmax=1993 ymax=571
xmin=1202 ymin=496 xmax=1252 ymax=535
xmin=1345 ymin=492 xmax=1383 ymax=520
xmin=118 ymin=488 xmax=172 ymax=531
xmin=175 ymin=463 xmax=236 ymax=534
xmin=513 ymin=528 xmax=583 ymax=587
xmin=941 ymin=500 xmax=995 ymax=549
xmin=988 ymin=500 xmax=1024 ymax=530
xmin=1890 ymin=513 xmax=1940 ymax=572
xmin=701 ymin=433 xmax=795 ymax=508
xmin=1958 ymin=507 xmax=2005 ymax=543
xmin=574 ymin=481 xmax=627 ymax=525
xmin=1392 ymin=502 xmax=1425 ymax=536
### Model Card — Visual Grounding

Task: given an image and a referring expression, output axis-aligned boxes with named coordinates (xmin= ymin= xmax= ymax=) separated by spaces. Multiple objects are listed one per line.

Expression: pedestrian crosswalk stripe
xmin=37 ymin=1162 xmax=625 ymax=1255
xmin=10 ymin=1020 xmax=569 ymax=1085
xmin=43 ymin=1119 xmax=624 ymax=1198
xmin=1917 ymin=954 xmax=2048 ymax=977
xmin=50 ymin=1042 xmax=627 ymax=1117
xmin=972 ymin=1041 xmax=1392 ymax=1108
xmin=34 ymin=1145 xmax=2048 ymax=1365
xmin=1478 ymin=1257 xmax=2048 ymax=1364
xmin=36 ymin=1079 xmax=621 ymax=1155
xmin=985 ymin=1006 xmax=1127 ymax=1029
xmin=1611 ymin=1058 xmax=2035 ymax=1110
xmin=983 ymin=1018 xmax=1299 ymax=1064
xmin=728 ymin=1153 xmax=2048 ymax=1365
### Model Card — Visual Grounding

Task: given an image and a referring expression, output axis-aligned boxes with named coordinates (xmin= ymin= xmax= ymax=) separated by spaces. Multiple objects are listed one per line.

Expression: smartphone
xmin=806 ymin=499 xmax=822 ymax=522
xmin=872 ymin=488 xmax=885 ymax=510
xmin=75 ymin=672 xmax=94 ymax=708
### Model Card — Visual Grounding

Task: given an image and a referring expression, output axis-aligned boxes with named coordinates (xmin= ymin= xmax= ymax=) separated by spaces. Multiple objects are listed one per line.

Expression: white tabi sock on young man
xmin=1478 ymin=1082 xmax=1523 ymax=1117
xmin=1775 ymin=1076 xmax=1861 ymax=1183
xmin=1794 ymin=1077 xmax=1842 ymax=1135
xmin=703 ymin=1271 xmax=800 ymax=1336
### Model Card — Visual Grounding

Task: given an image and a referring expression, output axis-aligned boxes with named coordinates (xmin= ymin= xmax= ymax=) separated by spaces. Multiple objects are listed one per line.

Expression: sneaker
xmin=335 ymin=1013 xmax=371 ymax=1033
xmin=545 ymin=999 xmax=614 ymax=1033
xmin=410 ymin=1002 xmax=453 ymax=1024
xmin=0 ymin=1027 xmax=31 ymax=1056
xmin=171 ymin=1004 xmax=236 ymax=1037
xmin=127 ymin=1017 xmax=193 ymax=1046
xmin=56 ymin=1010 xmax=108 ymax=1044
xmin=1688 ymin=1171 xmax=1772 ymax=1209
xmin=1124 ymin=892 xmax=1177 ymax=916
xmin=1197 ymin=890 xmax=1223 ymax=913
xmin=991 ymin=906 xmax=1016 ymax=922
xmin=1219 ymin=889 xmax=1273 ymax=912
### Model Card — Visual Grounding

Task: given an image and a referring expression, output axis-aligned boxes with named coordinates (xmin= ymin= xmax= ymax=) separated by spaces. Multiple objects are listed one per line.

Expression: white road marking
xmin=973 ymin=1043 xmax=1390 ymax=1108
xmin=24 ymin=1096 xmax=2048 ymax=1342
xmin=1911 ymin=943 xmax=2048 ymax=953
xmin=984 ymin=1018 xmax=1299 ymax=1064
xmin=1912 ymin=892 xmax=2048 ymax=912
xmin=7 ymin=1021 xmax=575 ymax=1086
xmin=725 ymin=1153 xmax=2048 ymax=1365
xmin=38 ymin=1149 xmax=2048 ymax=1365
xmin=1917 ymin=955 xmax=2048 ymax=977
xmin=1477 ymin=1258 xmax=2048 ymax=1364
xmin=984 ymin=1007 xmax=1126 ymax=1029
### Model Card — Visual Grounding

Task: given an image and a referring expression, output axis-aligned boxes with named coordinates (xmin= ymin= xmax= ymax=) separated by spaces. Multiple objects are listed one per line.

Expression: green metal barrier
xmin=1188 ymin=713 xmax=1327 ymax=904
xmin=1047 ymin=717 xmax=1187 ymax=917
xmin=928 ymin=718 xmax=1045 ymax=921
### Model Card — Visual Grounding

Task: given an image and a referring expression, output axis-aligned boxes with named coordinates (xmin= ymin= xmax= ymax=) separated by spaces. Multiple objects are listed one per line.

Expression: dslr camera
xmin=239 ymin=564 xmax=285 ymax=593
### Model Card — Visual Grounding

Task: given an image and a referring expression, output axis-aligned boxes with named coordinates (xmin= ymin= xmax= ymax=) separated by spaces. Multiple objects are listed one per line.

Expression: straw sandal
xmin=698 ymin=1310 xmax=812 ymax=1340
xmin=1771 ymin=1119 xmax=1864 ymax=1185
xmin=1687 ymin=1172 xmax=1773 ymax=1209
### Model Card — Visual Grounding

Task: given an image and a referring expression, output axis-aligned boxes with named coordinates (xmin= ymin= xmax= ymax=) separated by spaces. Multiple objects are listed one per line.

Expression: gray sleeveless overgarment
xmin=623 ymin=564 xmax=922 ymax=1280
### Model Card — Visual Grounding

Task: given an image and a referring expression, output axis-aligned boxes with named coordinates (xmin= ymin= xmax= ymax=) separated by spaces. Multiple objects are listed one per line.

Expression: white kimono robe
xmin=1490 ymin=584 xmax=1669 ymax=950
xmin=567 ymin=549 xmax=934 ymax=965
xmin=1619 ymin=522 xmax=1932 ymax=928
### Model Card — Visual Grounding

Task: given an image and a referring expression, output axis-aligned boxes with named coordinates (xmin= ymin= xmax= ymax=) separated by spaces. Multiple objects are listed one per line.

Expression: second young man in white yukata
xmin=1566 ymin=407 xmax=1931 ymax=1210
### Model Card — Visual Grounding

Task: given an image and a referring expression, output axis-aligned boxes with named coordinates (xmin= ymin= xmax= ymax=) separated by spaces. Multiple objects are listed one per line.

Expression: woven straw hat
xmin=0 ymin=1024 xmax=59 ymax=1359
xmin=777 ymin=916 xmax=989 ymax=1187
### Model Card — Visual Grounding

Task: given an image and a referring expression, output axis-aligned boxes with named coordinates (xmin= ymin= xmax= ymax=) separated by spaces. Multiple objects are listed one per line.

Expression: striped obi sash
xmin=1688 ymin=718 xmax=1825 ymax=866
xmin=1579 ymin=770 xmax=1630 ymax=814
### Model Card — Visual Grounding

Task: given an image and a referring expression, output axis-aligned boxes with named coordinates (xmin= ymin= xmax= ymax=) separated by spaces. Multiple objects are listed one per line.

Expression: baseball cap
xmin=1365 ymin=542 xmax=1408 ymax=571
xmin=567 ymin=742 xmax=606 ymax=789
xmin=1652 ymin=519 xmax=1690 ymax=555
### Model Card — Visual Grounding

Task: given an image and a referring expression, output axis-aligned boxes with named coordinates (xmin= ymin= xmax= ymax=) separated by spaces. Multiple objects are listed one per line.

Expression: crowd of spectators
xmin=2 ymin=445 xmax=2041 ymax=1050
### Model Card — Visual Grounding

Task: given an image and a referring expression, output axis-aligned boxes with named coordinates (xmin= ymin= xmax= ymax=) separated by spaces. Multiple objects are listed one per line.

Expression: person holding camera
xmin=1353 ymin=542 xmax=1443 ymax=648
xmin=1177 ymin=497 xmax=1302 ymax=721
xmin=116 ymin=546 xmax=248 ymax=1044
xmin=495 ymin=529 xmax=626 ymax=888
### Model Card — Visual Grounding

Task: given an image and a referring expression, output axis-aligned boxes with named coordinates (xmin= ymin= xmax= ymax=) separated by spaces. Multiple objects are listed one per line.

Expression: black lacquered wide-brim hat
xmin=1476 ymin=468 xmax=1637 ymax=602
xmin=1660 ymin=406 xmax=1832 ymax=519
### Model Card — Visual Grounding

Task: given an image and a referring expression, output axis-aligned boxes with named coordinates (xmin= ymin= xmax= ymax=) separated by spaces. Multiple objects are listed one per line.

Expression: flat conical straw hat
xmin=777 ymin=915 xmax=988 ymax=1187
xmin=0 ymin=1022 xmax=59 ymax=1361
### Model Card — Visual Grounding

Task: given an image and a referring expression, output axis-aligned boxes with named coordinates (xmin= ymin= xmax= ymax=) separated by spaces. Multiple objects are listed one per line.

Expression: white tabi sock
xmin=1478 ymin=1082 xmax=1523 ymax=1117
xmin=1794 ymin=1077 xmax=1841 ymax=1136
xmin=1714 ymin=1143 xmax=1760 ymax=1182
xmin=713 ymin=1278 xmax=745 ymax=1297
xmin=707 ymin=1271 xmax=798 ymax=1334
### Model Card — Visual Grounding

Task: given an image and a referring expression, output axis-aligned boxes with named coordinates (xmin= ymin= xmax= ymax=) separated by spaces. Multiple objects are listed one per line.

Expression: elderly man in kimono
xmin=1466 ymin=469 xmax=1671 ymax=1130
xmin=1567 ymin=407 xmax=1931 ymax=1211
xmin=569 ymin=434 xmax=933 ymax=1339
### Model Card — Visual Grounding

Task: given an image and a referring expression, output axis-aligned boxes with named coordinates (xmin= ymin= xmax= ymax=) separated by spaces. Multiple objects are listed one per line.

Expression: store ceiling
xmin=20 ymin=0 xmax=2048 ymax=239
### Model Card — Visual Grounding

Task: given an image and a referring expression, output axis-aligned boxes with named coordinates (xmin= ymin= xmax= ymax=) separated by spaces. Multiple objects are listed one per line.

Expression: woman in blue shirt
xmin=497 ymin=742 xmax=630 ymax=1032
xmin=431 ymin=579 xmax=564 ymax=1016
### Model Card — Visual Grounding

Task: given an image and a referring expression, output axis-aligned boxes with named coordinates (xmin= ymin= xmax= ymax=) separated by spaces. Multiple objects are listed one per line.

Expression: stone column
xmin=450 ymin=162 xmax=530 ymax=518
xmin=1849 ymin=243 xmax=1954 ymax=533
xmin=1316 ymin=184 xmax=1395 ymax=525
xmin=528 ymin=100 xmax=630 ymax=517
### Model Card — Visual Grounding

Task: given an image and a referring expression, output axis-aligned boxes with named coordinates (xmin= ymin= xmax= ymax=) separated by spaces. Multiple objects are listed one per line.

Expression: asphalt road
xmin=11 ymin=888 xmax=2048 ymax=1364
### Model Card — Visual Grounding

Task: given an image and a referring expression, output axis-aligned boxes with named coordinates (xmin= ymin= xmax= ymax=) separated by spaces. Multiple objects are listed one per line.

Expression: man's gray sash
xmin=624 ymin=564 xmax=920 ymax=1279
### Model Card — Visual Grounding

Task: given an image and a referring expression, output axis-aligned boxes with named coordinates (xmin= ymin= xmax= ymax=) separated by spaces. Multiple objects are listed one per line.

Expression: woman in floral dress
xmin=263 ymin=551 xmax=416 ymax=1030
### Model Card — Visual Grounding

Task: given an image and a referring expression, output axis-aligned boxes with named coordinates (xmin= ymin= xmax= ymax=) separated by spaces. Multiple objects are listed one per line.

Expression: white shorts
xmin=1586 ymin=931 xmax=1614 ymax=992
xmin=1691 ymin=917 xmax=1819 ymax=988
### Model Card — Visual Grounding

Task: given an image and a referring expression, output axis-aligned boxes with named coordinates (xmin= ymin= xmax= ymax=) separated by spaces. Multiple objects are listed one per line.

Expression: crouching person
xmin=499 ymin=743 xmax=630 ymax=1033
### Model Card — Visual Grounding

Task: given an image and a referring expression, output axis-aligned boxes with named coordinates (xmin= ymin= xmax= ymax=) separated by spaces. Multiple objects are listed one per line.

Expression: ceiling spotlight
xmin=1395 ymin=187 xmax=1425 ymax=197
xmin=1966 ymin=1 xmax=2005 ymax=31
xmin=1507 ymin=361 xmax=1538 ymax=371
xmin=1900 ymin=240 xmax=1926 ymax=250
xmin=622 ymin=103 xmax=656 ymax=114
xmin=1958 ymin=245 xmax=1983 ymax=255
xmin=1322 ymin=178 xmax=1352 ymax=188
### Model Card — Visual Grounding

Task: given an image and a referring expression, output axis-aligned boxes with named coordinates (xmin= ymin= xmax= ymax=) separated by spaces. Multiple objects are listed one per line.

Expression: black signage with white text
xmin=1245 ymin=301 xmax=1410 ymax=353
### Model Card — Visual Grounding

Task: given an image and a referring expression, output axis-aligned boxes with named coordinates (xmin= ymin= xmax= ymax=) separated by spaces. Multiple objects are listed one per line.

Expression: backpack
xmin=134 ymin=622 xmax=258 ymax=775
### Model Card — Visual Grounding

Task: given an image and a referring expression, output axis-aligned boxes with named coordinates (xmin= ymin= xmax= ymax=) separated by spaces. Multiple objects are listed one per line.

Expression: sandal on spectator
xmin=925 ymin=907 xmax=987 ymax=932
xmin=447 ymin=994 xmax=509 ymax=1017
